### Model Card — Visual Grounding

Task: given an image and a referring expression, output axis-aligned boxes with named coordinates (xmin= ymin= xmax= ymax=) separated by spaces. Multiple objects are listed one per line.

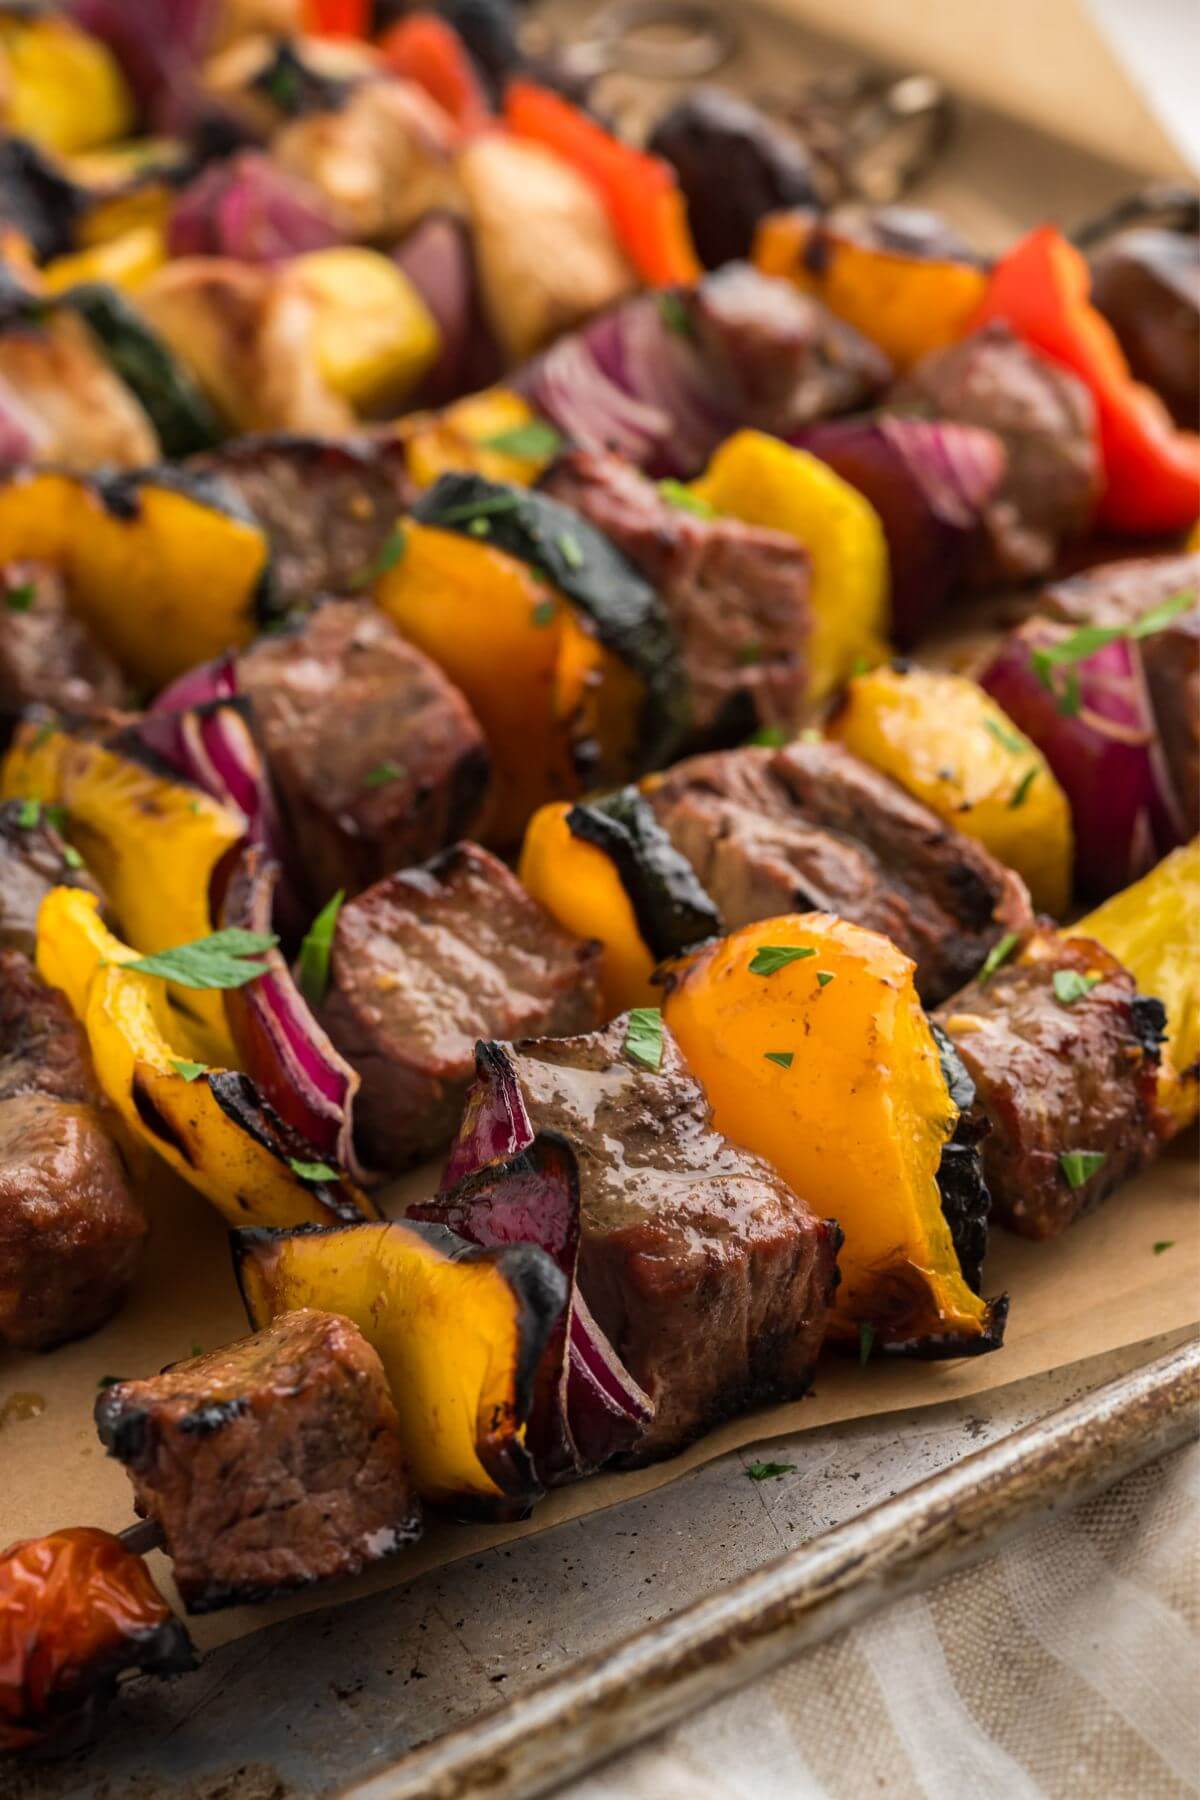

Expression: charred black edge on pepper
xmin=566 ymin=786 xmax=721 ymax=961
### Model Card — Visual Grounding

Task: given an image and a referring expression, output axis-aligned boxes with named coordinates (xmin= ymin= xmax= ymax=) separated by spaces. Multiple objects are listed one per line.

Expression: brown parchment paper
xmin=2 ymin=1137 xmax=1196 ymax=1653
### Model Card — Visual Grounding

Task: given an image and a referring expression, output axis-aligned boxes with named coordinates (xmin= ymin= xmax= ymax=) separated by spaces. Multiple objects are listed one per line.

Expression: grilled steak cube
xmin=189 ymin=434 xmax=413 ymax=613
xmin=934 ymin=932 xmax=1165 ymax=1239
xmin=236 ymin=599 xmax=491 ymax=907
xmin=1042 ymin=553 xmax=1200 ymax=827
xmin=0 ymin=561 xmax=127 ymax=716
xmin=427 ymin=1016 xmax=840 ymax=1463
xmin=95 ymin=1310 xmax=421 ymax=1612
xmin=893 ymin=323 xmax=1101 ymax=582
xmin=646 ymin=741 xmax=1032 ymax=1005
xmin=541 ymin=449 xmax=811 ymax=742
xmin=1 ymin=797 xmax=101 ymax=955
xmin=318 ymin=841 xmax=604 ymax=1169
xmin=0 ymin=948 xmax=144 ymax=1349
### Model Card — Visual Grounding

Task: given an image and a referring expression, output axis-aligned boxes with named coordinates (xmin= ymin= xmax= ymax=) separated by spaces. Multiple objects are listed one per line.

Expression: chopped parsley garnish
xmin=44 ymin=803 xmax=66 ymax=832
xmin=125 ymin=929 xmax=277 ymax=991
xmin=858 ymin=1321 xmax=875 ymax=1365
xmin=1008 ymin=767 xmax=1038 ymax=809
xmin=297 ymin=889 xmax=344 ymax=1008
xmin=531 ymin=599 xmax=557 ymax=628
xmin=657 ymin=291 xmax=694 ymax=338
xmin=170 ymin=1059 xmax=209 ymax=1083
xmin=30 ymin=719 xmax=58 ymax=750
xmin=1033 ymin=590 xmax=1193 ymax=713
xmin=747 ymin=725 xmax=790 ymax=748
xmin=657 ymin=479 xmax=714 ymax=518
xmin=350 ymin=525 xmax=406 ymax=588
xmin=556 ymin=530 xmax=584 ymax=571
xmin=749 ymin=944 xmax=816 ymax=977
xmin=1059 ymin=1149 xmax=1106 ymax=1190
xmin=467 ymin=516 xmax=491 ymax=537
xmin=1153 ymin=1240 xmax=1174 ymax=1255
xmin=850 ymin=654 xmax=872 ymax=677
xmin=978 ymin=932 xmax=1019 ymax=984
xmin=4 ymin=581 xmax=35 ymax=612
xmin=62 ymin=845 xmax=84 ymax=870
xmin=1052 ymin=969 xmax=1100 ymax=1006
xmin=288 ymin=1158 xmax=339 ymax=1182
xmin=745 ymin=1461 xmax=795 ymax=1481
xmin=624 ymin=1006 xmax=663 ymax=1072
xmin=14 ymin=797 xmax=40 ymax=829
xmin=436 ymin=491 xmax=524 ymax=527
xmin=364 ymin=761 xmax=404 ymax=789
xmin=984 ymin=716 xmax=1026 ymax=754
xmin=763 ymin=1050 xmax=794 ymax=1069
xmin=737 ymin=642 xmax=764 ymax=666
xmin=815 ymin=971 xmax=835 ymax=989
xmin=482 ymin=420 xmax=564 ymax=459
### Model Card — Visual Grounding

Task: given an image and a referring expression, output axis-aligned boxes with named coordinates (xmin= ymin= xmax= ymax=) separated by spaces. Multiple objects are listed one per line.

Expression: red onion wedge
xmin=797 ymin=415 xmax=1007 ymax=645
xmin=149 ymin=659 xmax=282 ymax=859
xmin=980 ymin=620 xmax=1186 ymax=899
xmin=392 ymin=211 xmax=500 ymax=405
xmin=413 ymin=1044 xmax=654 ymax=1482
xmin=168 ymin=153 xmax=347 ymax=263
xmin=219 ymin=845 xmax=367 ymax=1182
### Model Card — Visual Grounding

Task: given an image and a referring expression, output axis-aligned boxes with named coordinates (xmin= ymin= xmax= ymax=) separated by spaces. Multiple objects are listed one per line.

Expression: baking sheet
xmin=2 ymin=1138 xmax=1196 ymax=1653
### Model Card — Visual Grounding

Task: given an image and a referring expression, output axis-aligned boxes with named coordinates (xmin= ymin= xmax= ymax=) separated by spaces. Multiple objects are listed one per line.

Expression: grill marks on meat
xmin=0 ymin=948 xmax=144 ymax=1350
xmin=95 ymin=1310 xmax=420 ymax=1611
xmin=236 ymin=599 xmax=491 ymax=907
xmin=647 ymin=741 xmax=1032 ymax=1004
xmin=541 ymin=450 xmax=811 ymax=742
xmin=0 ymin=561 xmax=127 ymax=717
xmin=893 ymin=323 xmax=1101 ymax=582
xmin=189 ymin=434 xmax=413 ymax=613
xmin=318 ymin=841 xmax=604 ymax=1169
xmin=934 ymin=933 xmax=1165 ymax=1239
xmin=462 ymin=1018 xmax=839 ymax=1462
xmin=0 ymin=799 xmax=101 ymax=956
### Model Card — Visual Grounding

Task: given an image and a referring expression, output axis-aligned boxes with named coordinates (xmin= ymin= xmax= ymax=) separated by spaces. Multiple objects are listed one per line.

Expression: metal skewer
xmin=339 ymin=1338 xmax=1200 ymax=1800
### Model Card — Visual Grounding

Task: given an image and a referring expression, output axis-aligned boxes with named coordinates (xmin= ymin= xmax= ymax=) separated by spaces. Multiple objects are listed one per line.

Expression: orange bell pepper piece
xmin=302 ymin=0 xmax=369 ymax=34
xmin=378 ymin=13 xmax=491 ymax=132
xmin=504 ymin=80 xmax=699 ymax=286
xmin=972 ymin=226 xmax=1200 ymax=537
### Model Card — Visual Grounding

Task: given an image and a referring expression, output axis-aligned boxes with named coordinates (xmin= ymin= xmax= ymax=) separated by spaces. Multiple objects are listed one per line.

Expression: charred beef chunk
xmin=646 ymin=741 xmax=1032 ymax=1006
xmin=893 ymin=323 xmax=1101 ymax=582
xmin=427 ymin=1017 xmax=840 ymax=1463
xmin=318 ymin=841 xmax=604 ymax=1169
xmin=540 ymin=449 xmax=811 ymax=742
xmin=236 ymin=600 xmax=491 ymax=907
xmin=0 ymin=797 xmax=101 ymax=955
xmin=934 ymin=933 xmax=1165 ymax=1239
xmin=0 ymin=948 xmax=144 ymax=1350
xmin=188 ymin=435 xmax=413 ymax=613
xmin=0 ymin=562 xmax=128 ymax=716
xmin=1041 ymin=552 xmax=1200 ymax=826
xmin=685 ymin=262 xmax=892 ymax=436
xmin=95 ymin=1310 xmax=421 ymax=1611
xmin=1090 ymin=228 xmax=1199 ymax=430
xmin=649 ymin=89 xmax=822 ymax=269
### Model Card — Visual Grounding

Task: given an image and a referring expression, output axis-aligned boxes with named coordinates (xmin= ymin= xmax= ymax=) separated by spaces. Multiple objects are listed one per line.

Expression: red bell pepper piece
xmin=302 ymin=0 xmax=370 ymax=35
xmin=378 ymin=13 xmax=491 ymax=133
xmin=504 ymin=80 xmax=700 ymax=287
xmin=972 ymin=225 xmax=1200 ymax=537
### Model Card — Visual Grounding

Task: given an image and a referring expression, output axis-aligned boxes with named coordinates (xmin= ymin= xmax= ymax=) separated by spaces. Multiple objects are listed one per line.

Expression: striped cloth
xmin=569 ymin=1443 xmax=1200 ymax=1799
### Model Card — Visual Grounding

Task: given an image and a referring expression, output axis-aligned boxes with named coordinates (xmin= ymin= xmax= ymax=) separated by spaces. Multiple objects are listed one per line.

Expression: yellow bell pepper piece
xmin=691 ymin=430 xmax=889 ymax=706
xmin=1069 ymin=840 xmax=1200 ymax=1133
xmin=288 ymin=247 xmax=440 ymax=417
xmin=518 ymin=801 xmax=657 ymax=1014
xmin=829 ymin=664 xmax=1072 ymax=916
xmin=0 ymin=14 xmax=134 ymax=154
xmin=403 ymin=388 xmax=555 ymax=489
xmin=41 ymin=225 xmax=168 ymax=296
xmin=664 ymin=912 xmax=1001 ymax=1352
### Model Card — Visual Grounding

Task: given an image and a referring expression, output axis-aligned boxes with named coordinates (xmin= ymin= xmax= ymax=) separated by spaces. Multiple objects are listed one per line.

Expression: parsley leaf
xmin=984 ymin=715 xmax=1026 ymax=754
xmin=4 ymin=581 xmax=35 ymax=613
xmin=170 ymin=1059 xmax=209 ymax=1082
xmin=815 ymin=970 xmax=836 ymax=988
xmin=1059 ymin=1149 xmax=1106 ymax=1190
xmin=436 ymin=491 xmax=524 ymax=526
xmin=288 ymin=1158 xmax=339 ymax=1182
xmin=746 ymin=1461 xmax=795 ymax=1481
xmin=62 ymin=845 xmax=84 ymax=869
xmin=1032 ymin=591 xmax=1193 ymax=714
xmin=531 ymin=599 xmax=557 ymax=628
xmin=14 ymin=797 xmax=40 ymax=829
xmin=1153 ymin=1240 xmax=1174 ymax=1255
xmin=737 ymin=641 xmax=764 ymax=666
xmin=467 ymin=516 xmax=491 ymax=537
xmin=749 ymin=944 xmax=816 ymax=977
xmin=657 ymin=479 xmax=714 ymax=518
xmin=978 ymin=932 xmax=1019 ymax=984
xmin=124 ymin=929 xmax=277 ymax=991
xmin=350 ymin=526 xmax=406 ymax=589
xmin=1052 ymin=969 xmax=1100 ymax=1006
xmin=746 ymin=725 xmax=789 ymax=748
xmin=763 ymin=1050 xmax=794 ymax=1069
xmin=297 ymin=889 xmax=344 ymax=1008
xmin=1009 ymin=767 xmax=1038 ymax=809
xmin=556 ymin=530 xmax=584 ymax=571
xmin=657 ymin=291 xmax=694 ymax=338
xmin=364 ymin=761 xmax=404 ymax=789
xmin=624 ymin=1006 xmax=663 ymax=1072
xmin=858 ymin=1321 xmax=875 ymax=1365
xmin=482 ymin=420 xmax=564 ymax=459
